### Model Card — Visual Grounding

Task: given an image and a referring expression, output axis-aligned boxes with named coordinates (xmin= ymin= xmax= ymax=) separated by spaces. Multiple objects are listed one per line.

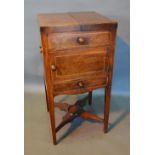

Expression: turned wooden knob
xmin=78 ymin=81 xmax=84 ymax=88
xmin=51 ymin=65 xmax=57 ymax=71
xmin=77 ymin=37 xmax=85 ymax=44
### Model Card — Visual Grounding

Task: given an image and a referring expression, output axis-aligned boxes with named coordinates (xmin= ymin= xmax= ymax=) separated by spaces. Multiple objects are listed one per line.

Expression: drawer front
xmin=48 ymin=31 xmax=111 ymax=50
xmin=49 ymin=47 xmax=110 ymax=81
xmin=53 ymin=77 xmax=107 ymax=95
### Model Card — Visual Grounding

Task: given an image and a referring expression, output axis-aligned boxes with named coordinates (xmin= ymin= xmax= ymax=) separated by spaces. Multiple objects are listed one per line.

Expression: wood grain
xmin=53 ymin=77 xmax=108 ymax=96
xmin=48 ymin=31 xmax=111 ymax=50
xmin=38 ymin=12 xmax=117 ymax=33
xmin=38 ymin=11 xmax=118 ymax=144
xmin=49 ymin=47 xmax=110 ymax=81
xmin=38 ymin=12 xmax=117 ymax=28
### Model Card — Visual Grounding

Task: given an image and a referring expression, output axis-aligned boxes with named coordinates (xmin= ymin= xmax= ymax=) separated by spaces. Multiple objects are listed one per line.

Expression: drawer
xmin=53 ymin=77 xmax=108 ymax=95
xmin=49 ymin=47 xmax=110 ymax=81
xmin=48 ymin=31 xmax=111 ymax=51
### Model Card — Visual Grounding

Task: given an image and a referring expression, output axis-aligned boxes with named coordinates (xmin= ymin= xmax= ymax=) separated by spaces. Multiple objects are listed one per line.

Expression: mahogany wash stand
xmin=38 ymin=12 xmax=117 ymax=145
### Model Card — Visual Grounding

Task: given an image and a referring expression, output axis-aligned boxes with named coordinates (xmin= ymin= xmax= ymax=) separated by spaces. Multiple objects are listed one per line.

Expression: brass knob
xmin=51 ymin=65 xmax=56 ymax=71
xmin=78 ymin=81 xmax=84 ymax=88
xmin=77 ymin=37 xmax=85 ymax=44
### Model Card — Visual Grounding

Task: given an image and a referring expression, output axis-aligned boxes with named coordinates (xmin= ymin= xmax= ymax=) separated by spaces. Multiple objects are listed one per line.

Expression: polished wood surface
xmin=38 ymin=12 xmax=117 ymax=27
xmin=38 ymin=12 xmax=117 ymax=33
xmin=38 ymin=12 xmax=117 ymax=145
xmin=48 ymin=31 xmax=111 ymax=50
xmin=53 ymin=76 xmax=107 ymax=96
xmin=49 ymin=47 xmax=109 ymax=79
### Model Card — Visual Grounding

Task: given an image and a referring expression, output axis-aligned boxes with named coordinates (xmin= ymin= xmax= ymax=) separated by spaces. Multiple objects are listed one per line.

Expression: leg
xmin=104 ymin=86 xmax=111 ymax=133
xmin=44 ymin=80 xmax=49 ymax=112
xmin=88 ymin=91 xmax=92 ymax=105
xmin=49 ymin=96 xmax=57 ymax=145
xmin=44 ymin=82 xmax=56 ymax=144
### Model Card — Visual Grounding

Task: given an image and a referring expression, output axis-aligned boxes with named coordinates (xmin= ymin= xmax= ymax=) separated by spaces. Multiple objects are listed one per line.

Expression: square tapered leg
xmin=104 ymin=86 xmax=111 ymax=133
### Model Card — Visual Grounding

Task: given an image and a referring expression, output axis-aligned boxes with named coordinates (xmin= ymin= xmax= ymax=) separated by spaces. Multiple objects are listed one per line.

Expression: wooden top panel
xmin=69 ymin=12 xmax=116 ymax=25
xmin=38 ymin=12 xmax=117 ymax=28
xmin=38 ymin=13 xmax=78 ymax=27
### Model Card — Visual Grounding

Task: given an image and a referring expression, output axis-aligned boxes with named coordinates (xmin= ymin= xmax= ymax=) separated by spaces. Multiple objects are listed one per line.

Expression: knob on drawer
xmin=51 ymin=65 xmax=57 ymax=71
xmin=77 ymin=81 xmax=85 ymax=88
xmin=77 ymin=37 xmax=85 ymax=44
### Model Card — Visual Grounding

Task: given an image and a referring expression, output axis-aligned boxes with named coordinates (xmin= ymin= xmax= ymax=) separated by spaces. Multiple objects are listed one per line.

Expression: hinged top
xmin=38 ymin=12 xmax=117 ymax=30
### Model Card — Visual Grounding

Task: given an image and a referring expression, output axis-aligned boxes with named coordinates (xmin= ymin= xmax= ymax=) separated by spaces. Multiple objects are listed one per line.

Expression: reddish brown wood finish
xmin=48 ymin=31 xmax=110 ymax=50
xmin=38 ymin=12 xmax=117 ymax=145
xmin=53 ymin=77 xmax=107 ymax=96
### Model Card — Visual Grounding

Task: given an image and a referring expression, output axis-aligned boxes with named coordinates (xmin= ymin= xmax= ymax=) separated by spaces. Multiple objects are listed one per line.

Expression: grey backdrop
xmin=24 ymin=0 xmax=130 ymax=95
